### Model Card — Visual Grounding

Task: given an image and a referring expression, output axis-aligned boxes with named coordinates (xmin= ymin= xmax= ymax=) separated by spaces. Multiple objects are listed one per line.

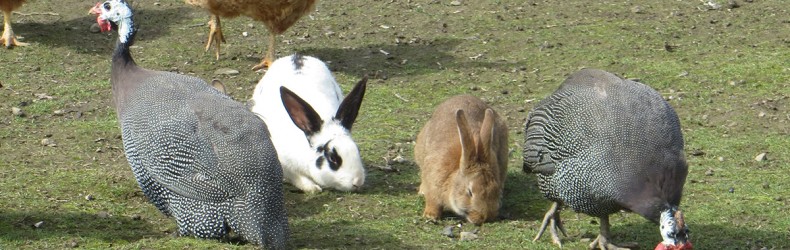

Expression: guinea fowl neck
xmin=112 ymin=14 xmax=136 ymax=67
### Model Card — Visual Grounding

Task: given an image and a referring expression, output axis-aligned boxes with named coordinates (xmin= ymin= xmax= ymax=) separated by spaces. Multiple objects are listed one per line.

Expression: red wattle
xmin=97 ymin=16 xmax=112 ymax=32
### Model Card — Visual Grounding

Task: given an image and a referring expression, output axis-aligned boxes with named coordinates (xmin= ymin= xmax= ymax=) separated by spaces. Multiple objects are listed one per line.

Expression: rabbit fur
xmin=414 ymin=95 xmax=509 ymax=225
xmin=250 ymin=54 xmax=367 ymax=193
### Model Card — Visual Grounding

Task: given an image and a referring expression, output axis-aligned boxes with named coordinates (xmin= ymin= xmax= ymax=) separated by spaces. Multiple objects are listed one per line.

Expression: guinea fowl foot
xmin=588 ymin=215 xmax=635 ymax=250
xmin=204 ymin=15 xmax=225 ymax=60
xmin=533 ymin=202 xmax=567 ymax=247
xmin=589 ymin=234 xmax=632 ymax=250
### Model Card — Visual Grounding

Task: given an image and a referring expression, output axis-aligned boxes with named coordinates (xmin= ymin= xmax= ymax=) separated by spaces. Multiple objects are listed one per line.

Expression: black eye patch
xmin=315 ymin=156 xmax=324 ymax=169
xmin=103 ymin=2 xmax=111 ymax=10
xmin=325 ymin=148 xmax=342 ymax=171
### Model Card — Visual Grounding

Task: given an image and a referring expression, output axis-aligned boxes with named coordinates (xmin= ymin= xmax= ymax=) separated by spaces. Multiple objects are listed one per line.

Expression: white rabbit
xmin=250 ymin=54 xmax=367 ymax=193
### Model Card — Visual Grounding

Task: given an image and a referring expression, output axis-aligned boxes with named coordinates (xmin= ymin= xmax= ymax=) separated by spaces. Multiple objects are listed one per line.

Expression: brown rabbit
xmin=414 ymin=95 xmax=509 ymax=225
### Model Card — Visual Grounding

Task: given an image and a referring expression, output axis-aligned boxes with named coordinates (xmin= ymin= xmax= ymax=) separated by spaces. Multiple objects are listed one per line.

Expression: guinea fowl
xmin=523 ymin=69 xmax=692 ymax=250
xmin=185 ymin=0 xmax=317 ymax=71
xmin=1 ymin=0 xmax=28 ymax=48
xmin=89 ymin=0 xmax=288 ymax=248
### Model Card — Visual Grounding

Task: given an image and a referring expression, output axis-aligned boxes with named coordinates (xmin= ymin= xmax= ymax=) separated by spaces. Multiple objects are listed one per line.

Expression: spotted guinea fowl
xmin=185 ymin=0 xmax=317 ymax=70
xmin=1 ymin=0 xmax=28 ymax=48
xmin=90 ymin=1 xmax=288 ymax=248
xmin=523 ymin=69 xmax=692 ymax=250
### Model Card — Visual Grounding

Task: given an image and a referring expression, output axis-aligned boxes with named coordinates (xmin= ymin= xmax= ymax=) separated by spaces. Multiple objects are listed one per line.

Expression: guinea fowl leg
xmin=2 ymin=10 xmax=29 ymax=48
xmin=251 ymin=33 xmax=276 ymax=71
xmin=204 ymin=14 xmax=225 ymax=60
xmin=589 ymin=215 xmax=631 ymax=250
xmin=533 ymin=202 xmax=568 ymax=247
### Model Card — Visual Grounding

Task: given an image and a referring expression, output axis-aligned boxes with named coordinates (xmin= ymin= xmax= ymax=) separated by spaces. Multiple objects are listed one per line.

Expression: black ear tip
xmin=280 ymin=86 xmax=293 ymax=96
xmin=356 ymin=77 xmax=368 ymax=90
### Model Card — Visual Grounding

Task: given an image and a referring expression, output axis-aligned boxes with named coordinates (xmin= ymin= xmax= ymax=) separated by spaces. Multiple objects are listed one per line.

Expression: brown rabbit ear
xmin=455 ymin=109 xmax=476 ymax=164
xmin=477 ymin=109 xmax=496 ymax=161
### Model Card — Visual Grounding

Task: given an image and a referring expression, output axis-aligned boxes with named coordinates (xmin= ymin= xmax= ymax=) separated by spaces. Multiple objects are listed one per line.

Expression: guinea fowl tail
xmin=231 ymin=192 xmax=289 ymax=249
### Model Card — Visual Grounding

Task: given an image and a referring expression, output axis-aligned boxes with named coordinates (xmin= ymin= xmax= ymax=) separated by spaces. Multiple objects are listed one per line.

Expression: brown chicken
xmin=1 ymin=0 xmax=28 ymax=48
xmin=185 ymin=0 xmax=317 ymax=70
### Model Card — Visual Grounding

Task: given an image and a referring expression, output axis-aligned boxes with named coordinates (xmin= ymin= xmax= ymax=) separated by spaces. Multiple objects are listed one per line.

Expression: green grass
xmin=1 ymin=0 xmax=788 ymax=249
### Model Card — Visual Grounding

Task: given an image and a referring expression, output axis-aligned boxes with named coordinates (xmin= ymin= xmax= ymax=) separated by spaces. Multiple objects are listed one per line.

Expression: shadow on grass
xmin=295 ymin=38 xmax=527 ymax=79
xmin=500 ymin=171 xmax=549 ymax=222
xmin=0 ymin=210 xmax=160 ymax=243
xmin=14 ymin=7 xmax=195 ymax=55
xmin=289 ymin=219 xmax=414 ymax=249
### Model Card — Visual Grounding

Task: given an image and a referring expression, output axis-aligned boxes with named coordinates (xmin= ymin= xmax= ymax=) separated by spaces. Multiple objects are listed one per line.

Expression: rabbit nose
xmin=352 ymin=177 xmax=364 ymax=188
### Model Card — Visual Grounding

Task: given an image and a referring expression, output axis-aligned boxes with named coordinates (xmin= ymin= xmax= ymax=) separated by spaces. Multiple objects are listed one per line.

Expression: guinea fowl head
xmin=90 ymin=0 xmax=132 ymax=33
xmin=655 ymin=208 xmax=693 ymax=250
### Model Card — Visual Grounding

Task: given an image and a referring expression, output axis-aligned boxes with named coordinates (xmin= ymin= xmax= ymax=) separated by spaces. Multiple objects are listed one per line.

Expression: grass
xmin=1 ymin=0 xmax=788 ymax=249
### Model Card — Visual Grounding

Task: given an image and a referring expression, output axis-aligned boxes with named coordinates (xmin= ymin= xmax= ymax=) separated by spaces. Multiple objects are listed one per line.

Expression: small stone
xmin=242 ymin=31 xmax=249 ymax=37
xmin=214 ymin=68 xmax=240 ymax=76
xmin=728 ymin=187 xmax=735 ymax=193
xmin=754 ymin=152 xmax=767 ymax=162
xmin=459 ymin=231 xmax=478 ymax=241
xmin=33 ymin=221 xmax=44 ymax=228
xmin=441 ymin=225 xmax=454 ymax=238
xmin=85 ymin=194 xmax=94 ymax=201
xmin=41 ymin=138 xmax=57 ymax=147
xmin=53 ymin=109 xmax=66 ymax=115
xmin=11 ymin=107 xmax=25 ymax=117
xmin=631 ymin=6 xmax=643 ymax=13
xmin=704 ymin=168 xmax=714 ymax=176
xmin=718 ymin=156 xmax=725 ymax=161
xmin=774 ymin=197 xmax=783 ymax=201
xmin=131 ymin=214 xmax=142 ymax=220
xmin=97 ymin=211 xmax=109 ymax=218
xmin=762 ymin=183 xmax=770 ymax=189
xmin=450 ymin=1 xmax=461 ymax=6
xmin=758 ymin=111 xmax=766 ymax=117
xmin=726 ymin=0 xmax=740 ymax=9
xmin=65 ymin=240 xmax=79 ymax=248
xmin=691 ymin=150 xmax=705 ymax=156
xmin=89 ymin=23 xmax=101 ymax=33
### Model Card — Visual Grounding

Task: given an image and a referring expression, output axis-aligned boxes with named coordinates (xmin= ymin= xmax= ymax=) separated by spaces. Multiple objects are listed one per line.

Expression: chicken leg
xmin=251 ymin=33 xmax=276 ymax=71
xmin=533 ymin=202 xmax=568 ymax=247
xmin=204 ymin=14 xmax=225 ymax=60
xmin=2 ymin=10 xmax=28 ymax=48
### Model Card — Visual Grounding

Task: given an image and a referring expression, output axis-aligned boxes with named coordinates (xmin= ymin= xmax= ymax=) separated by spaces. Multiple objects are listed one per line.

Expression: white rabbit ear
xmin=334 ymin=77 xmax=367 ymax=131
xmin=281 ymin=86 xmax=324 ymax=136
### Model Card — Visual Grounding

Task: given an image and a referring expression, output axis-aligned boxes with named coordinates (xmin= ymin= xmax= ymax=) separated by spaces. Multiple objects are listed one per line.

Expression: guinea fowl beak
xmin=89 ymin=2 xmax=112 ymax=32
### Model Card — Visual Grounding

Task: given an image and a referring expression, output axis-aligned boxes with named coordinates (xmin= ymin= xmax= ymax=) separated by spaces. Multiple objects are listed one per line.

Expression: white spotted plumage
xmin=93 ymin=0 xmax=289 ymax=248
